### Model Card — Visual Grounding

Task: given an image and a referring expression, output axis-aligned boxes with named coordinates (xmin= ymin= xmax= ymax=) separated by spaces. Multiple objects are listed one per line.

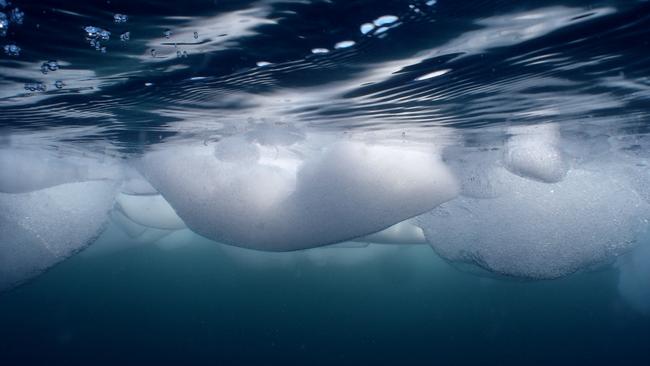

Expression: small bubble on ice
xmin=9 ymin=7 xmax=23 ymax=24
xmin=193 ymin=31 xmax=198 ymax=39
xmin=24 ymin=82 xmax=46 ymax=92
xmin=40 ymin=60 xmax=59 ymax=74
xmin=113 ymin=13 xmax=127 ymax=23
xmin=163 ymin=29 xmax=171 ymax=38
xmin=3 ymin=43 xmax=19 ymax=56
xmin=311 ymin=48 xmax=329 ymax=54
xmin=120 ymin=31 xmax=130 ymax=41
xmin=54 ymin=80 xmax=65 ymax=89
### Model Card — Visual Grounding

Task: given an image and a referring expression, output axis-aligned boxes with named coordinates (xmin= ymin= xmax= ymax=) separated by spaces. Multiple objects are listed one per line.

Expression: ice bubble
xmin=141 ymin=138 xmax=458 ymax=251
xmin=40 ymin=60 xmax=59 ymax=74
xmin=113 ymin=13 xmax=128 ymax=23
xmin=503 ymin=123 xmax=568 ymax=183
xmin=120 ymin=31 xmax=130 ymax=42
xmin=84 ymin=26 xmax=110 ymax=40
xmin=417 ymin=168 xmax=650 ymax=279
xmin=163 ymin=29 xmax=172 ymax=38
xmin=9 ymin=7 xmax=23 ymax=24
xmin=115 ymin=193 xmax=186 ymax=230
xmin=3 ymin=43 xmax=18 ymax=56
xmin=54 ymin=80 xmax=65 ymax=89
xmin=618 ymin=243 xmax=650 ymax=316
xmin=256 ymin=61 xmax=271 ymax=67
xmin=0 ymin=181 xmax=115 ymax=291
xmin=23 ymin=82 xmax=46 ymax=92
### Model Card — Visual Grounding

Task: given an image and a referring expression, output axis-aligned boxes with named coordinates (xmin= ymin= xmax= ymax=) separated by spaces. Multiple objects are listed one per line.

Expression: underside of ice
xmin=503 ymin=124 xmax=568 ymax=183
xmin=115 ymin=193 xmax=186 ymax=230
xmin=417 ymin=168 xmax=650 ymax=279
xmin=141 ymin=137 xmax=459 ymax=251
xmin=0 ymin=148 xmax=121 ymax=193
xmin=0 ymin=181 xmax=115 ymax=290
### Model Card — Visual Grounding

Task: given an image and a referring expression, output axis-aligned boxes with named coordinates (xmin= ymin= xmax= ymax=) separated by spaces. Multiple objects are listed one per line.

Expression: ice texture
xmin=116 ymin=193 xmax=186 ymax=230
xmin=0 ymin=181 xmax=115 ymax=291
xmin=503 ymin=124 xmax=568 ymax=183
xmin=0 ymin=148 xmax=121 ymax=193
xmin=141 ymin=138 xmax=458 ymax=251
xmin=417 ymin=168 xmax=650 ymax=279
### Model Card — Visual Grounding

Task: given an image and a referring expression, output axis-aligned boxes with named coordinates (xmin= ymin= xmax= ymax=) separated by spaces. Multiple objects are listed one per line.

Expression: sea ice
xmin=141 ymin=137 xmax=458 ymax=251
xmin=417 ymin=168 xmax=650 ymax=279
xmin=503 ymin=124 xmax=568 ymax=183
xmin=0 ymin=181 xmax=115 ymax=291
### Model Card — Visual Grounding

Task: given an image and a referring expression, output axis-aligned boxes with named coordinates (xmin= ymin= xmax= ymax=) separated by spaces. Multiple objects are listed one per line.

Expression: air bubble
xmin=113 ymin=13 xmax=127 ymax=23
xmin=3 ymin=43 xmax=19 ymax=56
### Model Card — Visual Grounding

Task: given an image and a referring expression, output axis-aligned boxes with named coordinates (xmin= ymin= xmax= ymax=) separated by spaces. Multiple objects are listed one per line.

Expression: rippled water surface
xmin=1 ymin=0 xmax=650 ymax=365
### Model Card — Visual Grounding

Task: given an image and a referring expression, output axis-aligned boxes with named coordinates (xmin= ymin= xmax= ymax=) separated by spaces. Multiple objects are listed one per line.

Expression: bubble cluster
xmin=3 ymin=43 xmax=19 ymax=56
xmin=113 ymin=13 xmax=128 ymax=23
xmin=40 ymin=60 xmax=59 ymax=74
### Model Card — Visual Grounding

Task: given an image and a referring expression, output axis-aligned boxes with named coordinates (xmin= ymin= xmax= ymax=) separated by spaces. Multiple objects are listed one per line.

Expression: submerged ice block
xmin=0 ymin=181 xmax=115 ymax=291
xmin=141 ymin=138 xmax=459 ymax=251
xmin=417 ymin=168 xmax=650 ymax=279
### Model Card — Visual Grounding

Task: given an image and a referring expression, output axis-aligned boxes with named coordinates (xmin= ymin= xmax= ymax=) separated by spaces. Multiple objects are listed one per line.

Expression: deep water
xmin=1 ymin=243 xmax=650 ymax=365
xmin=1 ymin=0 xmax=650 ymax=365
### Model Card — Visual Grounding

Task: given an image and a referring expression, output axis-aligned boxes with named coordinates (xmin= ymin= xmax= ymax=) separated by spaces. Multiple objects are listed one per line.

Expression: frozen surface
xmin=0 ymin=181 xmax=115 ymax=290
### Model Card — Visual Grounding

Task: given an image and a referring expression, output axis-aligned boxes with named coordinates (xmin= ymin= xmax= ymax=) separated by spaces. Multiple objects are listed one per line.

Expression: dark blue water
xmin=1 ymin=0 xmax=650 ymax=365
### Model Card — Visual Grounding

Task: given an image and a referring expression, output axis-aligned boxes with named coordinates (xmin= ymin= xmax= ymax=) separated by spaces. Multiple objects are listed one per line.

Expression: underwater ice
xmin=417 ymin=167 xmax=650 ymax=279
xmin=140 ymin=135 xmax=458 ymax=251
xmin=0 ymin=181 xmax=115 ymax=291
xmin=1 ymin=126 xmax=650 ymax=318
